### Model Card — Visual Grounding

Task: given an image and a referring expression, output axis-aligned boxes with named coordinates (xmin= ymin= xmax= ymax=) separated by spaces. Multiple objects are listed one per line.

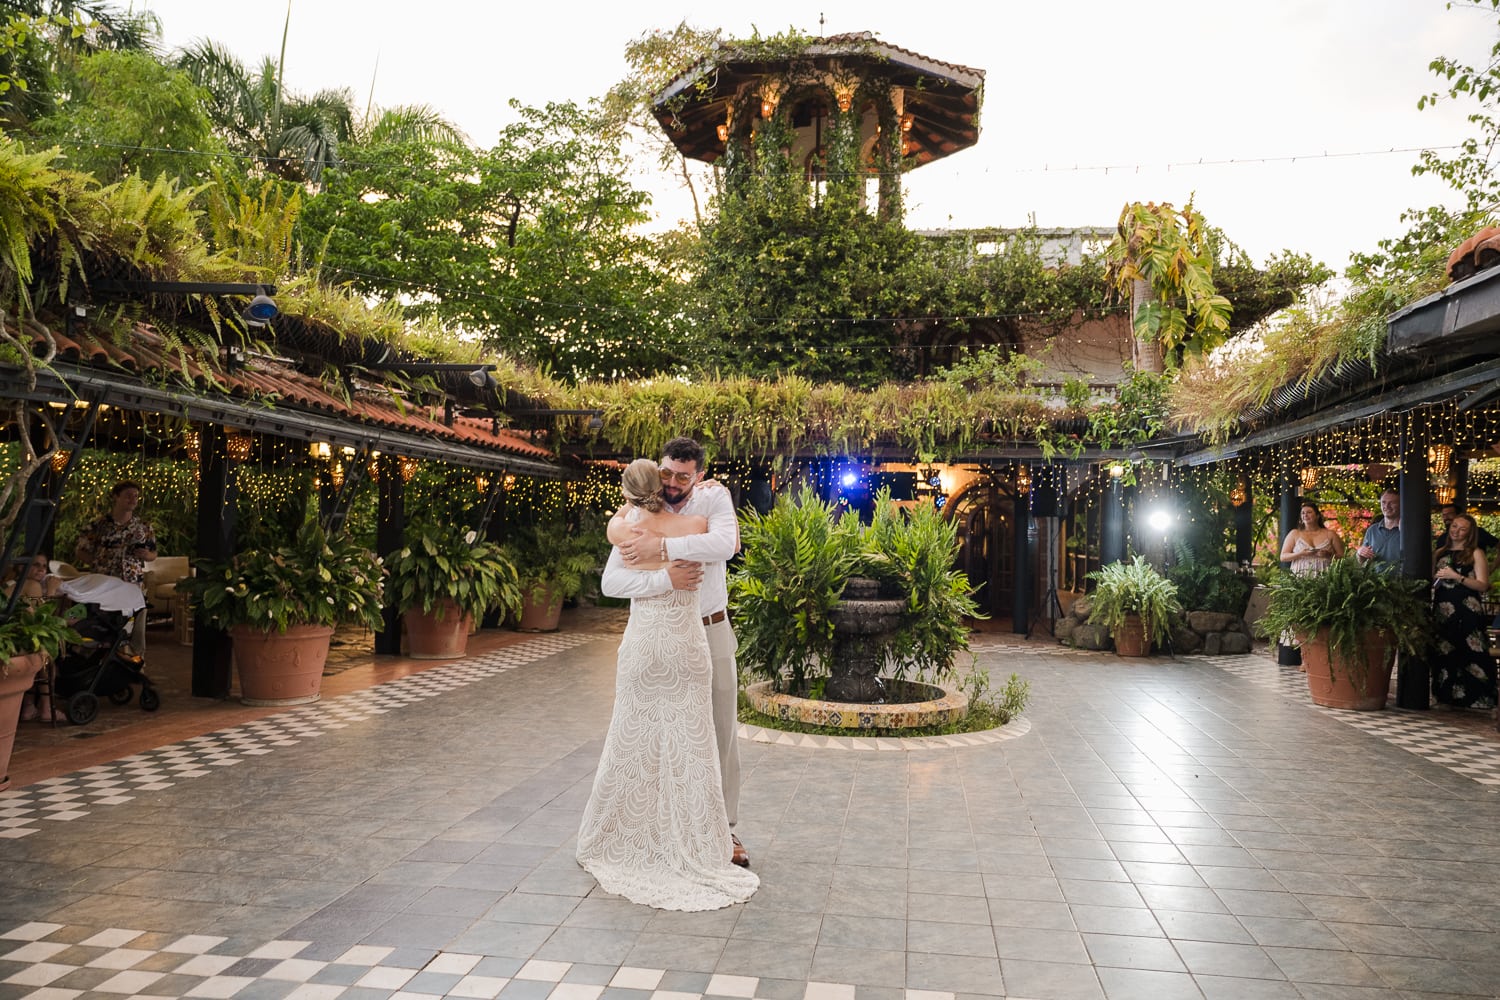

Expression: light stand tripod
xmin=1027 ymin=516 xmax=1065 ymax=638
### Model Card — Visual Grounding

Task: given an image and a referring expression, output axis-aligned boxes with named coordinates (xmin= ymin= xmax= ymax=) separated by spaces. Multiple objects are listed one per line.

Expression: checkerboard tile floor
xmin=9 ymin=620 xmax=1500 ymax=998
xmin=0 ymin=922 xmax=967 ymax=1000
xmin=0 ymin=632 xmax=603 ymax=841
xmin=1198 ymin=650 xmax=1500 ymax=786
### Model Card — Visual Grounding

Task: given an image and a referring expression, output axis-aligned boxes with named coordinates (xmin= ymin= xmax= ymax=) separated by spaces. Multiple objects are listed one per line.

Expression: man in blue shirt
xmin=1357 ymin=490 xmax=1402 ymax=571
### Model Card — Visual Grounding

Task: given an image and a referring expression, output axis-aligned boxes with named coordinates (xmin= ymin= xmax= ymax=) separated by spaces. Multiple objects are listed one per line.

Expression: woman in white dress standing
xmin=1280 ymin=501 xmax=1345 ymax=577
xmin=1278 ymin=501 xmax=1346 ymax=667
xmin=575 ymin=459 xmax=758 ymax=911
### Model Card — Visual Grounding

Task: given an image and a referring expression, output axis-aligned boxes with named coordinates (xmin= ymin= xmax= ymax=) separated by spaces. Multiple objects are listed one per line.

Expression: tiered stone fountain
xmin=825 ymin=576 xmax=904 ymax=702
xmin=745 ymin=577 xmax=968 ymax=730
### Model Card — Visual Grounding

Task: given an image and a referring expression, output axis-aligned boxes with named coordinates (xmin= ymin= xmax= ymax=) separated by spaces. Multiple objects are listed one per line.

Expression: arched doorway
xmin=945 ymin=476 xmax=1020 ymax=622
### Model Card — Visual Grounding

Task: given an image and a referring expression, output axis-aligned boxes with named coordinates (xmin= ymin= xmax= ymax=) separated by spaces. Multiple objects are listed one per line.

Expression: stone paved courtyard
xmin=3 ymin=613 xmax=1500 ymax=1000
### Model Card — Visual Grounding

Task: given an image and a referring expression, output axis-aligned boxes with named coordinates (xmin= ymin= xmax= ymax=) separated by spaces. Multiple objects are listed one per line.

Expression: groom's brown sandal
xmin=731 ymin=834 xmax=750 ymax=868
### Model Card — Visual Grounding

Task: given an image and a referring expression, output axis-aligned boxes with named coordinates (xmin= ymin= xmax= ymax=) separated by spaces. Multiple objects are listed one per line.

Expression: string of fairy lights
xmin=5 ymin=390 xmax=1498 ymax=575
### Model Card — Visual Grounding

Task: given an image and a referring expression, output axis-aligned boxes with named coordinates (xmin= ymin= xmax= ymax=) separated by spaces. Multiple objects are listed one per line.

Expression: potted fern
xmin=1087 ymin=556 xmax=1183 ymax=656
xmin=384 ymin=520 xmax=521 ymax=658
xmin=504 ymin=514 xmax=608 ymax=632
xmin=180 ymin=523 xmax=384 ymax=705
xmin=1255 ymin=556 xmax=1430 ymax=709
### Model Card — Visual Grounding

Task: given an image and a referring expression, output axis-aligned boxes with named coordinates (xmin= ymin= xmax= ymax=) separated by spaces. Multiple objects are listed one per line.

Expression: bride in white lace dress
xmin=575 ymin=460 xmax=759 ymax=911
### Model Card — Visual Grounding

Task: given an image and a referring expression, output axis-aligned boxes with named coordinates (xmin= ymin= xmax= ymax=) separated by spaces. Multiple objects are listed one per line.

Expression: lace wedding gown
xmin=575 ymin=574 xmax=758 ymax=911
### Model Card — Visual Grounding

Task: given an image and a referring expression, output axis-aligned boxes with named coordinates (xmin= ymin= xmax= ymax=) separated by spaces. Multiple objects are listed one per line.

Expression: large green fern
xmin=731 ymin=486 xmax=861 ymax=692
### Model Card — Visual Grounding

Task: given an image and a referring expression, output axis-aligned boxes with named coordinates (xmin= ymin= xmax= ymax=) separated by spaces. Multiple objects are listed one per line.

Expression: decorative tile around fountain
xmin=737 ymin=715 xmax=1031 ymax=751
xmin=746 ymin=679 xmax=969 ymax=730
xmin=740 ymin=678 xmax=1029 ymax=750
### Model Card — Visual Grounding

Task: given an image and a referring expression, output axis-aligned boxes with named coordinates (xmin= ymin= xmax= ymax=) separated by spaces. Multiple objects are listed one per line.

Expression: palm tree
xmin=355 ymin=103 xmax=467 ymax=150
xmin=176 ymin=38 xmax=355 ymax=184
xmin=176 ymin=34 xmax=465 ymax=186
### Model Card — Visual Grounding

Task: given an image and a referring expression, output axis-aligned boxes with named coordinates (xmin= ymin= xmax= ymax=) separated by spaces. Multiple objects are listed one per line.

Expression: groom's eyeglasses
xmin=659 ymin=469 xmax=697 ymax=484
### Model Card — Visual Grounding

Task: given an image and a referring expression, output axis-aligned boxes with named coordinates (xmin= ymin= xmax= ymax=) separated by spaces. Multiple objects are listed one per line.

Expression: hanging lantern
xmin=1427 ymin=444 xmax=1452 ymax=477
xmin=1230 ymin=481 xmax=1248 ymax=507
xmin=1016 ymin=465 xmax=1031 ymax=494
xmin=1434 ymin=481 xmax=1457 ymax=506
xmin=398 ymin=456 xmax=419 ymax=482
xmin=503 ymin=474 xmax=517 ymax=490
xmin=50 ymin=450 xmax=70 ymax=473
xmin=759 ymin=80 xmax=782 ymax=119
xmin=330 ymin=460 xmax=345 ymax=490
xmin=1299 ymin=467 xmax=1318 ymax=492
xmin=475 ymin=475 xmax=490 ymax=493
xmin=309 ymin=441 xmax=331 ymax=461
xmin=225 ymin=432 xmax=252 ymax=462
xmin=184 ymin=430 xmax=200 ymax=463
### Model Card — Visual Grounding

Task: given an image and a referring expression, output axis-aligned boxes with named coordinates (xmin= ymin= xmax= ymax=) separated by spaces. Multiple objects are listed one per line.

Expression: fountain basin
xmin=746 ymin=678 xmax=969 ymax=730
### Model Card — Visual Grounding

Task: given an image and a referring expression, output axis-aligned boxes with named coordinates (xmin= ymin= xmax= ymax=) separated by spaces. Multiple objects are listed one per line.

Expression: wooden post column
xmin=1277 ymin=470 xmax=1302 ymax=667
xmin=375 ymin=454 xmax=406 ymax=655
xmin=1101 ymin=471 xmax=1126 ymax=567
xmin=1396 ymin=416 xmax=1432 ymax=709
xmin=1011 ymin=475 xmax=1030 ymax=635
xmin=191 ymin=424 xmax=236 ymax=698
xmin=1233 ymin=477 xmax=1254 ymax=566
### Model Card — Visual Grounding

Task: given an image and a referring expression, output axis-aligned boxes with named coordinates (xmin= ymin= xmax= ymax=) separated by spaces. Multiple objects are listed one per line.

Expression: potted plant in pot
xmin=385 ymin=519 xmax=521 ymax=658
xmin=504 ymin=514 xmax=608 ymax=632
xmin=1087 ymin=555 xmax=1183 ymax=656
xmin=180 ymin=522 xmax=384 ymax=705
xmin=0 ymin=599 xmax=81 ymax=790
xmin=1255 ymin=555 xmax=1430 ymax=710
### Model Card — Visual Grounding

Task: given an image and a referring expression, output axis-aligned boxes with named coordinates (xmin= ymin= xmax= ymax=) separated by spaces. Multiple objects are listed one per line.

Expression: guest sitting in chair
xmin=3 ymin=553 xmax=67 ymax=722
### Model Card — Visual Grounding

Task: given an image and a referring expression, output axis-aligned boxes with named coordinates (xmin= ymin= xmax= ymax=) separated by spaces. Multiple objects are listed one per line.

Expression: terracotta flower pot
xmin=0 ymin=653 xmax=46 ymax=792
xmin=229 ymin=624 xmax=333 ymax=706
xmin=404 ymin=601 xmax=473 ymax=659
xmin=516 ymin=585 xmax=562 ymax=632
xmin=1112 ymin=614 xmax=1149 ymax=657
xmin=1298 ymin=627 xmax=1393 ymax=710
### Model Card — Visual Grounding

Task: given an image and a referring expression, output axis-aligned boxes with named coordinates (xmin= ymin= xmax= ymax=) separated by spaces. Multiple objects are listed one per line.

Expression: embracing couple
xmin=574 ymin=436 xmax=759 ymax=911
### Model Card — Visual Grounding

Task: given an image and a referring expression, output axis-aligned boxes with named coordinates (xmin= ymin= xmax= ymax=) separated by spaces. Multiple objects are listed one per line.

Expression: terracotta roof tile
xmin=14 ymin=320 xmax=555 ymax=466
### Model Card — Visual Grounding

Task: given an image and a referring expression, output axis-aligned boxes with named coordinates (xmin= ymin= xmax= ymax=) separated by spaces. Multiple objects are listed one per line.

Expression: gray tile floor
xmin=2 ymin=622 xmax=1499 ymax=1000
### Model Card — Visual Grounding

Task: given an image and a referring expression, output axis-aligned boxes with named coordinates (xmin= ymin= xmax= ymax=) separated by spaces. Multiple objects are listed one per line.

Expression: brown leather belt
xmin=701 ymin=610 xmax=727 ymax=626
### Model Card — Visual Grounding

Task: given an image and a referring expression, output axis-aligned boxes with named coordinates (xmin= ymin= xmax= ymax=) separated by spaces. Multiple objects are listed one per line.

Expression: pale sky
xmin=138 ymin=0 xmax=1492 ymax=272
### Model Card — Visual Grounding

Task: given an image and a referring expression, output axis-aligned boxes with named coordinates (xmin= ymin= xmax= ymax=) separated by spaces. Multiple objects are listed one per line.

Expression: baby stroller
xmin=53 ymin=574 xmax=161 ymax=725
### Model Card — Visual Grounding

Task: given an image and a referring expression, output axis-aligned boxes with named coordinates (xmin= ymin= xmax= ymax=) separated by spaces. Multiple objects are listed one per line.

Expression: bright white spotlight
xmin=1148 ymin=509 xmax=1171 ymax=532
xmin=841 ymin=471 xmax=858 ymax=487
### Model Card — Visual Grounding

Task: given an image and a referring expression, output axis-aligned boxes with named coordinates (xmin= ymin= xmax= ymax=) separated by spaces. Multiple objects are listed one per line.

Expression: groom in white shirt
xmin=599 ymin=436 xmax=749 ymax=868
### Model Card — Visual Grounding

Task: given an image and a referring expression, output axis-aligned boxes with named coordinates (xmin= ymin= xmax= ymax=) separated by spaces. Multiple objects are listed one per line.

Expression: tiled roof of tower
xmin=653 ymin=32 xmax=984 ymax=167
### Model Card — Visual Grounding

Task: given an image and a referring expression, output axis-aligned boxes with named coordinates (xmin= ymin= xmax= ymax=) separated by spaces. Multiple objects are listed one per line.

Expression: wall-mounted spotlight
xmin=243 ymin=292 xmax=279 ymax=328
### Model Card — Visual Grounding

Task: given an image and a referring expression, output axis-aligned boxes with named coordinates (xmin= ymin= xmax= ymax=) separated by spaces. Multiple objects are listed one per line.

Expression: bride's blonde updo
xmin=621 ymin=458 xmax=665 ymax=512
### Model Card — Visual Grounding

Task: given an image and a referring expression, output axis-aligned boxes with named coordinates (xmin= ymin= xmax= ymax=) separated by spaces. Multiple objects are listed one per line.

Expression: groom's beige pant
xmin=705 ymin=618 xmax=740 ymax=829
